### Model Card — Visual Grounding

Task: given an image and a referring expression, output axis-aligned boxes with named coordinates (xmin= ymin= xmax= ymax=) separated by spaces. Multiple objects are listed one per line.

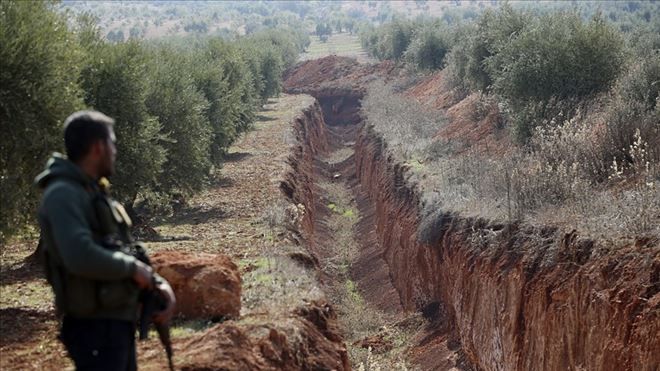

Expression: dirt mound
xmin=284 ymin=55 xmax=398 ymax=98
xmin=404 ymin=70 xmax=458 ymax=110
xmin=174 ymin=300 xmax=349 ymax=371
xmin=435 ymin=92 xmax=510 ymax=155
xmin=403 ymin=71 xmax=510 ymax=154
xmin=151 ymin=251 xmax=241 ymax=319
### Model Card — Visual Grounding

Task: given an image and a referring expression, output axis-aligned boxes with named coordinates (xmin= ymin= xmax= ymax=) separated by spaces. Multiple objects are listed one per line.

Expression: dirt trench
xmin=281 ymin=92 xmax=659 ymax=371
xmin=282 ymin=96 xmax=470 ymax=369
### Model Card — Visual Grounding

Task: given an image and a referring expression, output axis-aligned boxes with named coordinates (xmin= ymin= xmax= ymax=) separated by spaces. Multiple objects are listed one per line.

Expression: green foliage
xmin=145 ymin=46 xmax=211 ymax=197
xmin=360 ymin=18 xmax=414 ymax=61
xmin=404 ymin=23 xmax=451 ymax=71
xmin=0 ymin=2 xmax=303 ymax=242
xmin=190 ymin=39 xmax=256 ymax=164
xmin=80 ymin=40 xmax=166 ymax=208
xmin=489 ymin=12 xmax=625 ymax=105
xmin=0 ymin=1 xmax=83 ymax=241
xmin=461 ymin=5 xmax=528 ymax=92
xmin=316 ymin=22 xmax=332 ymax=41
xmin=488 ymin=12 xmax=625 ymax=141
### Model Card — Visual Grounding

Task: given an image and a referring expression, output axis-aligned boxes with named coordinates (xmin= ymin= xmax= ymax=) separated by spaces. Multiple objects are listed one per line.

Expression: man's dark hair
xmin=63 ymin=110 xmax=115 ymax=163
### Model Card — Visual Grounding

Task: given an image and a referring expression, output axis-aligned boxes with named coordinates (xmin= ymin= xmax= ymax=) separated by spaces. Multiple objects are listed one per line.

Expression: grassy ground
xmin=0 ymin=94 xmax=318 ymax=370
xmin=318 ymin=144 xmax=419 ymax=370
xmin=300 ymin=32 xmax=372 ymax=63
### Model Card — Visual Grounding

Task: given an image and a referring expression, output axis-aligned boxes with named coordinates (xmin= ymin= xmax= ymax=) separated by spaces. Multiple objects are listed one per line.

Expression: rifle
xmin=92 ymin=180 xmax=174 ymax=370
xmin=132 ymin=243 xmax=175 ymax=371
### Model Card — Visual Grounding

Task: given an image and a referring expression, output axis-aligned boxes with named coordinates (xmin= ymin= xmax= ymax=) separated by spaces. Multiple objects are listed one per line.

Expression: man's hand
xmin=132 ymin=260 xmax=153 ymax=289
xmin=153 ymin=280 xmax=176 ymax=325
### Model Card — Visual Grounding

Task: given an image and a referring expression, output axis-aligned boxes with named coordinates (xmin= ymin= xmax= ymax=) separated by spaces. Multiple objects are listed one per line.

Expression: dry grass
xmin=363 ymin=81 xmax=659 ymax=241
xmin=316 ymin=175 xmax=418 ymax=370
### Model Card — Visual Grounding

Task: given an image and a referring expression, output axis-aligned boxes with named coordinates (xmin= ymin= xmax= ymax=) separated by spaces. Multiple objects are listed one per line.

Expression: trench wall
xmin=284 ymin=96 xmax=659 ymax=371
xmin=353 ymin=126 xmax=659 ymax=371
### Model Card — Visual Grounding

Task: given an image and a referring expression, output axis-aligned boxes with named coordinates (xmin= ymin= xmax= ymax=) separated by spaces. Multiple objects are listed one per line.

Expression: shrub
xmin=359 ymin=18 xmax=414 ymax=61
xmin=489 ymin=12 xmax=625 ymax=106
xmin=404 ymin=24 xmax=450 ymax=71
xmin=604 ymin=54 xmax=660 ymax=169
xmin=464 ymin=5 xmax=528 ymax=92
xmin=487 ymin=12 xmax=625 ymax=142
xmin=145 ymin=46 xmax=212 ymax=197
xmin=190 ymin=40 xmax=250 ymax=164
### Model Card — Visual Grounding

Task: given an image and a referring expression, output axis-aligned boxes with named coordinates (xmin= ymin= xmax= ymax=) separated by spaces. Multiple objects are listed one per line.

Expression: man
xmin=35 ymin=110 xmax=175 ymax=370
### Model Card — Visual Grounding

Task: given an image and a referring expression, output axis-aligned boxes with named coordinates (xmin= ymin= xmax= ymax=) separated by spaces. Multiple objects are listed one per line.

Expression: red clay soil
xmin=405 ymin=70 xmax=511 ymax=155
xmin=352 ymin=120 xmax=660 ymax=371
xmin=141 ymin=300 xmax=349 ymax=371
xmin=283 ymin=55 xmax=398 ymax=98
xmin=151 ymin=251 xmax=242 ymax=319
xmin=283 ymin=56 xmax=660 ymax=370
xmin=404 ymin=69 xmax=459 ymax=110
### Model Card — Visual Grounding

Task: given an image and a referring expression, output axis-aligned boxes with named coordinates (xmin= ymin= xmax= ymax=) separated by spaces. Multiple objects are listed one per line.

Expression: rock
xmin=151 ymin=251 xmax=241 ymax=319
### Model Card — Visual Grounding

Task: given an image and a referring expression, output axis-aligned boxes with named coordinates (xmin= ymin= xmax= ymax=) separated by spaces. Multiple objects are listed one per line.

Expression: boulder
xmin=151 ymin=251 xmax=241 ymax=319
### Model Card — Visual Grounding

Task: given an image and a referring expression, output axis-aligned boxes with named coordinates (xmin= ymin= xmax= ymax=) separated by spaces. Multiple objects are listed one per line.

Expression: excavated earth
xmin=282 ymin=56 xmax=660 ymax=371
xmin=1 ymin=57 xmax=657 ymax=371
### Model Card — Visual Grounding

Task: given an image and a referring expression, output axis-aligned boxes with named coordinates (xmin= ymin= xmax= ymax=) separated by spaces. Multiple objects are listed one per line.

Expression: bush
xmin=448 ymin=6 xmax=528 ymax=92
xmin=489 ymin=12 xmax=625 ymax=106
xmin=404 ymin=24 xmax=450 ymax=71
xmin=360 ymin=18 xmax=414 ymax=61
xmin=604 ymin=54 xmax=660 ymax=169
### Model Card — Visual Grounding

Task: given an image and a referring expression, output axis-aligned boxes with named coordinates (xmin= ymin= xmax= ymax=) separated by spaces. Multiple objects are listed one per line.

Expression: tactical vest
xmin=42 ymin=178 xmax=140 ymax=320
xmin=92 ymin=178 xmax=134 ymax=248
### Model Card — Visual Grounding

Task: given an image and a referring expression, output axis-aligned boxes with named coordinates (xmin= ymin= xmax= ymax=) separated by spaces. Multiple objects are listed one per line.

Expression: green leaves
xmin=80 ymin=41 xmax=166 ymax=207
xmin=1 ymin=3 xmax=302 ymax=240
xmin=0 ymin=1 xmax=83 ymax=240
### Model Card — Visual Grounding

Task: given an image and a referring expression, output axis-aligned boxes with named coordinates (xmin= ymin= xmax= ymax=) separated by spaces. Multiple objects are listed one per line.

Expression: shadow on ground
xmin=212 ymin=175 xmax=234 ymax=188
xmin=224 ymin=152 xmax=252 ymax=163
xmin=0 ymin=307 xmax=55 ymax=347
xmin=0 ymin=258 xmax=43 ymax=286
xmin=257 ymin=114 xmax=277 ymax=122
xmin=166 ymin=205 xmax=229 ymax=227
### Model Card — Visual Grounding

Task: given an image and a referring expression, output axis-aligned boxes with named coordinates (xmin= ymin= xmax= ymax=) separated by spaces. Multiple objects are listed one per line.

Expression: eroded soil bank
xmin=282 ymin=77 xmax=659 ymax=370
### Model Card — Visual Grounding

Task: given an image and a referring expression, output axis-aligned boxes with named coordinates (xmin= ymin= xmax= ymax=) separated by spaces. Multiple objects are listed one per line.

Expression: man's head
xmin=63 ymin=110 xmax=117 ymax=178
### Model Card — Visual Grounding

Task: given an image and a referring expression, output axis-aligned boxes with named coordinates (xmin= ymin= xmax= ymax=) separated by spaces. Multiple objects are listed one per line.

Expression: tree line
xmin=0 ymin=1 xmax=309 ymax=243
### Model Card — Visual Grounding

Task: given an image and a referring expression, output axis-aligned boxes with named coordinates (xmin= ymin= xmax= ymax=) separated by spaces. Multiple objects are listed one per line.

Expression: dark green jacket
xmin=36 ymin=153 xmax=139 ymax=321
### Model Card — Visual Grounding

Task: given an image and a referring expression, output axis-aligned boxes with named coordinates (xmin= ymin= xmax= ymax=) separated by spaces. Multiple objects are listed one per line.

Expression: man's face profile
xmin=98 ymin=127 xmax=117 ymax=177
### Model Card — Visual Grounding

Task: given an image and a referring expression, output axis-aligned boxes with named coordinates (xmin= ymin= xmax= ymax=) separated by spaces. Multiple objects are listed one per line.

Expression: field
xmin=299 ymin=32 xmax=371 ymax=63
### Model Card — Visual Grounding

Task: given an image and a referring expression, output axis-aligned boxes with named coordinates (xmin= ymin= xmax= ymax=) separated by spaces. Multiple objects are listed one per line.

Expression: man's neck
xmin=76 ymin=158 xmax=99 ymax=180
